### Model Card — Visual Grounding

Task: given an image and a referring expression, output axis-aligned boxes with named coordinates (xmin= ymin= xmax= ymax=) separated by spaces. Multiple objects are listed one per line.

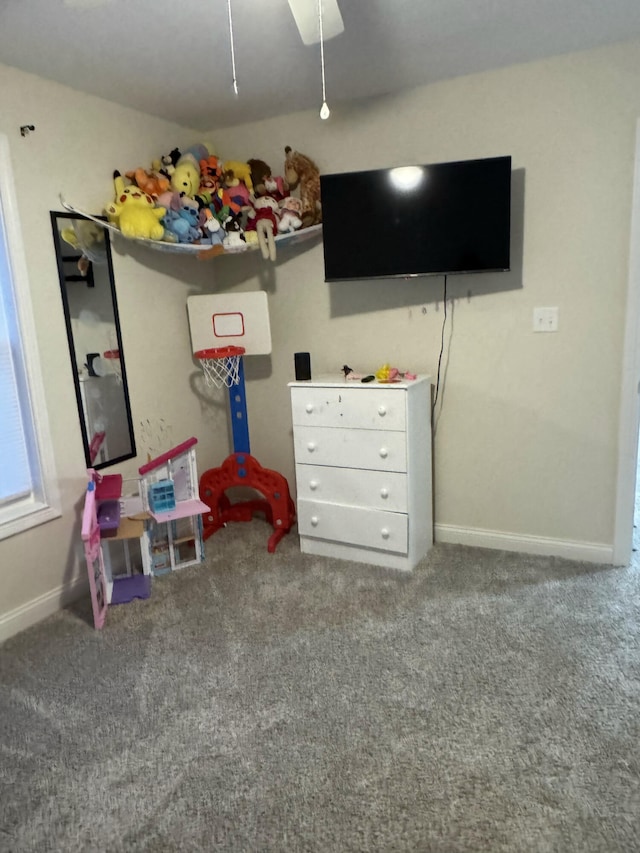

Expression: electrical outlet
xmin=533 ymin=307 xmax=559 ymax=332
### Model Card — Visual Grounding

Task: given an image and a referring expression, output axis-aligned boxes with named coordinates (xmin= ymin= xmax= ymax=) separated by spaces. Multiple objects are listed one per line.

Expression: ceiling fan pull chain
xmin=319 ymin=0 xmax=330 ymax=119
xmin=227 ymin=0 xmax=239 ymax=95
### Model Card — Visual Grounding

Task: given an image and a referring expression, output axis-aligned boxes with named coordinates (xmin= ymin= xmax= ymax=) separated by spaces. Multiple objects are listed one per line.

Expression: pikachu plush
xmin=105 ymin=171 xmax=166 ymax=241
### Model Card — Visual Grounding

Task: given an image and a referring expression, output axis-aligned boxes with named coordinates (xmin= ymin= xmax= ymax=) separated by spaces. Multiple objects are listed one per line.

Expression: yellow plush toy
xmin=222 ymin=160 xmax=253 ymax=192
xmin=170 ymin=156 xmax=202 ymax=200
xmin=60 ymin=220 xmax=106 ymax=275
xmin=105 ymin=171 xmax=166 ymax=240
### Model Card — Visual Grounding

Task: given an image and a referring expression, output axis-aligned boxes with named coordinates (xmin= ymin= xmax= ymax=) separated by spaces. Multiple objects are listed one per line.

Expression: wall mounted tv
xmin=320 ymin=155 xmax=512 ymax=282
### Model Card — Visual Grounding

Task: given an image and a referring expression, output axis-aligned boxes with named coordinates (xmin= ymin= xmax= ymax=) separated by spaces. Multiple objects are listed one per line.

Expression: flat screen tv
xmin=320 ymin=155 xmax=511 ymax=281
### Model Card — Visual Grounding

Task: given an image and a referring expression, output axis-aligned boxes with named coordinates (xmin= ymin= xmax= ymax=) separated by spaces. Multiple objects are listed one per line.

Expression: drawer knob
xmin=381 ymin=528 xmax=390 ymax=539
xmin=378 ymin=405 xmax=387 ymax=416
xmin=379 ymin=447 xmax=388 ymax=458
xmin=305 ymin=403 xmax=314 ymax=413
xmin=380 ymin=487 xmax=389 ymax=499
xmin=311 ymin=516 xmax=319 ymax=527
xmin=309 ymin=480 xmax=319 ymax=491
xmin=307 ymin=442 xmax=317 ymax=452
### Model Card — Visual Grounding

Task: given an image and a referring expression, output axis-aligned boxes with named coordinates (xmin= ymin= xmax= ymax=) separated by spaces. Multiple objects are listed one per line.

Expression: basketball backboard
xmin=187 ymin=291 xmax=272 ymax=356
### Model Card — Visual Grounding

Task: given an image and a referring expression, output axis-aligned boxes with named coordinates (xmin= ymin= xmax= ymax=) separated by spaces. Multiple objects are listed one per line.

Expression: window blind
xmin=0 ymin=198 xmax=33 ymax=503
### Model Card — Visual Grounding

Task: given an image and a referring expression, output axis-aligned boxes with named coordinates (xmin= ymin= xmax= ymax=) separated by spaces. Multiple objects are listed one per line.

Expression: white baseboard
xmin=0 ymin=576 xmax=88 ymax=645
xmin=434 ymin=523 xmax=614 ymax=565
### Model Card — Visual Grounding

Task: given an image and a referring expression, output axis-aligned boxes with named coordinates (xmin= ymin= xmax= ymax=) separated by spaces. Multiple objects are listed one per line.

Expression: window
xmin=0 ymin=134 xmax=59 ymax=539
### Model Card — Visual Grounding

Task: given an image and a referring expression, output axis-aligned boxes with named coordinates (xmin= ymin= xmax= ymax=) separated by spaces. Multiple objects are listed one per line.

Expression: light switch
xmin=533 ymin=307 xmax=559 ymax=332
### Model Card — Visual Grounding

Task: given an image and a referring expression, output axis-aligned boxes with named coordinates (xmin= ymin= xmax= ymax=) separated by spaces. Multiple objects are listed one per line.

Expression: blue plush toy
xmin=178 ymin=203 xmax=201 ymax=240
xmin=161 ymin=207 xmax=201 ymax=243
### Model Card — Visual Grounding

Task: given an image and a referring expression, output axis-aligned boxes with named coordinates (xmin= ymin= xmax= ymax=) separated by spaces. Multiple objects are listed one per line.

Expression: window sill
xmin=0 ymin=501 xmax=62 ymax=542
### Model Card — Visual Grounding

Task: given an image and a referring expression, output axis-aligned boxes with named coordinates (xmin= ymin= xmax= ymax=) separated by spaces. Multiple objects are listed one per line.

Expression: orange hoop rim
xmin=103 ymin=349 xmax=120 ymax=360
xmin=195 ymin=346 xmax=245 ymax=360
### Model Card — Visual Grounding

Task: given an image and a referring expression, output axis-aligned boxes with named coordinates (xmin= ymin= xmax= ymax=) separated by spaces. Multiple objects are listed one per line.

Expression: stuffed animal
xmin=209 ymin=200 xmax=231 ymax=226
xmin=153 ymin=148 xmax=181 ymax=179
xmin=180 ymin=196 xmax=201 ymax=222
xmin=199 ymin=209 xmax=226 ymax=252
xmin=245 ymin=196 xmax=279 ymax=261
xmin=155 ymin=189 xmax=183 ymax=212
xmin=199 ymin=155 xmax=223 ymax=193
xmin=247 ymin=158 xmax=272 ymax=197
xmin=284 ymin=145 xmax=322 ymax=228
xmin=222 ymin=160 xmax=253 ymax=192
xmin=263 ymin=174 xmax=289 ymax=202
xmin=161 ymin=206 xmax=201 ymax=243
xmin=223 ymin=212 xmax=246 ymax=250
xmin=105 ymin=171 xmax=166 ymax=240
xmin=247 ymin=158 xmax=289 ymax=200
xmin=60 ymin=220 xmax=105 ymax=273
xmin=125 ymin=167 xmax=170 ymax=199
xmin=60 ymin=220 xmax=104 ymax=255
xmin=171 ymin=155 xmax=202 ymax=200
xmin=221 ymin=169 xmax=252 ymax=209
xmin=200 ymin=186 xmax=242 ymax=217
xmin=159 ymin=210 xmax=184 ymax=243
xmin=182 ymin=143 xmax=212 ymax=165
xmin=278 ymin=196 xmax=303 ymax=233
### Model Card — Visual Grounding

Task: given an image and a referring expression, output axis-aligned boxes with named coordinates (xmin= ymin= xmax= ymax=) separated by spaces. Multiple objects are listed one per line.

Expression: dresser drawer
xmin=295 ymin=464 xmax=408 ymax=512
xmin=291 ymin=386 xmax=406 ymax=431
xmin=293 ymin=426 xmax=407 ymax=472
xmin=297 ymin=499 xmax=408 ymax=555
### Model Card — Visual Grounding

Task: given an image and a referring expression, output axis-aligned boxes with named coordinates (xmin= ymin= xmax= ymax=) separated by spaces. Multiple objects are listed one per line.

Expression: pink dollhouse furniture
xmin=81 ymin=437 xmax=208 ymax=629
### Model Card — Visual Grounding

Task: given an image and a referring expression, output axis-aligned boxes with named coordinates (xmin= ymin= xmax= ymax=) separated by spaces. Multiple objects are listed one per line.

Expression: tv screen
xmin=320 ymin=155 xmax=512 ymax=281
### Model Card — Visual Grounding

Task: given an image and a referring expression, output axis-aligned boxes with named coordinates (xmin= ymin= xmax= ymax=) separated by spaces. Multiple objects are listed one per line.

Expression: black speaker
xmin=294 ymin=352 xmax=311 ymax=381
xmin=86 ymin=353 xmax=100 ymax=377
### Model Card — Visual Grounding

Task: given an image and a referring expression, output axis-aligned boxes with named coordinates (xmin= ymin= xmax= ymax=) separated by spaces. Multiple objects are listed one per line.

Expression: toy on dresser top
xmin=342 ymin=364 xmax=418 ymax=382
xmin=104 ymin=143 xmax=320 ymax=257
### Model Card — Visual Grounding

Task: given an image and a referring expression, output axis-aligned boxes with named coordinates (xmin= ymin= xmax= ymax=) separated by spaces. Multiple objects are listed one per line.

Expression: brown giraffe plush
xmin=284 ymin=146 xmax=322 ymax=228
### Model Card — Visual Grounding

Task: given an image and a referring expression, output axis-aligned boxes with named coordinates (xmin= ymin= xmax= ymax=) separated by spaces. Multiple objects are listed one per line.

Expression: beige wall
xmin=0 ymin=65 xmax=230 ymax=634
xmin=2 ymin=39 xmax=640 ymax=638
xmin=211 ymin=40 xmax=640 ymax=550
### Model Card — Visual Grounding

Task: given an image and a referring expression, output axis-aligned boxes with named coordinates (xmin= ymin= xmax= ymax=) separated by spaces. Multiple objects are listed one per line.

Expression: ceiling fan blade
xmin=288 ymin=0 xmax=344 ymax=46
xmin=63 ymin=0 xmax=115 ymax=7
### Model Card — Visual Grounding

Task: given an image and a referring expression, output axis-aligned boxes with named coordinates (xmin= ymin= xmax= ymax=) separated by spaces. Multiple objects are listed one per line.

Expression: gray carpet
xmin=1 ymin=522 xmax=640 ymax=852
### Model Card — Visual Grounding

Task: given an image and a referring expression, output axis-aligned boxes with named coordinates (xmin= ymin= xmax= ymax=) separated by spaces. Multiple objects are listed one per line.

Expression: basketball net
xmin=195 ymin=346 xmax=245 ymax=389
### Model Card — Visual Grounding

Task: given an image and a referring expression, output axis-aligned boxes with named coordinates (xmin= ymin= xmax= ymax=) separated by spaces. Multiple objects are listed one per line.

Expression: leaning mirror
xmin=51 ymin=211 xmax=136 ymax=469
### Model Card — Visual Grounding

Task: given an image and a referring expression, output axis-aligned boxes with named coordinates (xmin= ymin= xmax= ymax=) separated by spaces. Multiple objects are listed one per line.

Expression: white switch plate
xmin=533 ymin=307 xmax=559 ymax=332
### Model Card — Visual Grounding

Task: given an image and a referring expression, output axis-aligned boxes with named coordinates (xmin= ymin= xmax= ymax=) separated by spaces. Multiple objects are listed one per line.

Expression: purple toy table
xmin=97 ymin=500 xmax=121 ymax=534
xmin=111 ymin=574 xmax=151 ymax=605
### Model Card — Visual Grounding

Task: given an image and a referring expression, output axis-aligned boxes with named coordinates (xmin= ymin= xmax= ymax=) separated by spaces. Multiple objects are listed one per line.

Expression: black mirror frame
xmin=50 ymin=210 xmax=136 ymax=470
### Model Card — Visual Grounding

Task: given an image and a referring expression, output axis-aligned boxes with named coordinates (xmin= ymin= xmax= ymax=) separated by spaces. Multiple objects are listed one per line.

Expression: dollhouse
xmin=137 ymin=437 xmax=209 ymax=575
xmin=81 ymin=437 xmax=209 ymax=629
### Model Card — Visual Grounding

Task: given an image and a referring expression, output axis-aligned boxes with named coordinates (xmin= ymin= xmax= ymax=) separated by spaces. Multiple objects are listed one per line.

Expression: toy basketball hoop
xmin=195 ymin=346 xmax=245 ymax=389
xmin=103 ymin=349 xmax=122 ymax=384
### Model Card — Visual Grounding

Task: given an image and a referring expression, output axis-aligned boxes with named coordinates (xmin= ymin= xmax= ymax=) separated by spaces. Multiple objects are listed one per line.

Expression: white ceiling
xmin=2 ymin=0 xmax=640 ymax=131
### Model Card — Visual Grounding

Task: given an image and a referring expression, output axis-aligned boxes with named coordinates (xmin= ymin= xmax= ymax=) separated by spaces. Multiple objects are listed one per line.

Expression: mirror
xmin=51 ymin=211 xmax=136 ymax=469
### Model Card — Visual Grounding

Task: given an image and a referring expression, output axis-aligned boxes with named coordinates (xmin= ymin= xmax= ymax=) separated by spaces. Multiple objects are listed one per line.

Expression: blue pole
xmin=228 ymin=356 xmax=250 ymax=454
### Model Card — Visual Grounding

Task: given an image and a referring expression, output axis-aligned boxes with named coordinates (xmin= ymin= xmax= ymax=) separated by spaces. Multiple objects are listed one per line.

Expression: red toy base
xmin=199 ymin=453 xmax=296 ymax=553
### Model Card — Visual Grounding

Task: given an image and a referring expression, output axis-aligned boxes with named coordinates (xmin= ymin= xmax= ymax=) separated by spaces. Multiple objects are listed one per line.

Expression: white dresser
xmin=289 ymin=375 xmax=433 ymax=570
